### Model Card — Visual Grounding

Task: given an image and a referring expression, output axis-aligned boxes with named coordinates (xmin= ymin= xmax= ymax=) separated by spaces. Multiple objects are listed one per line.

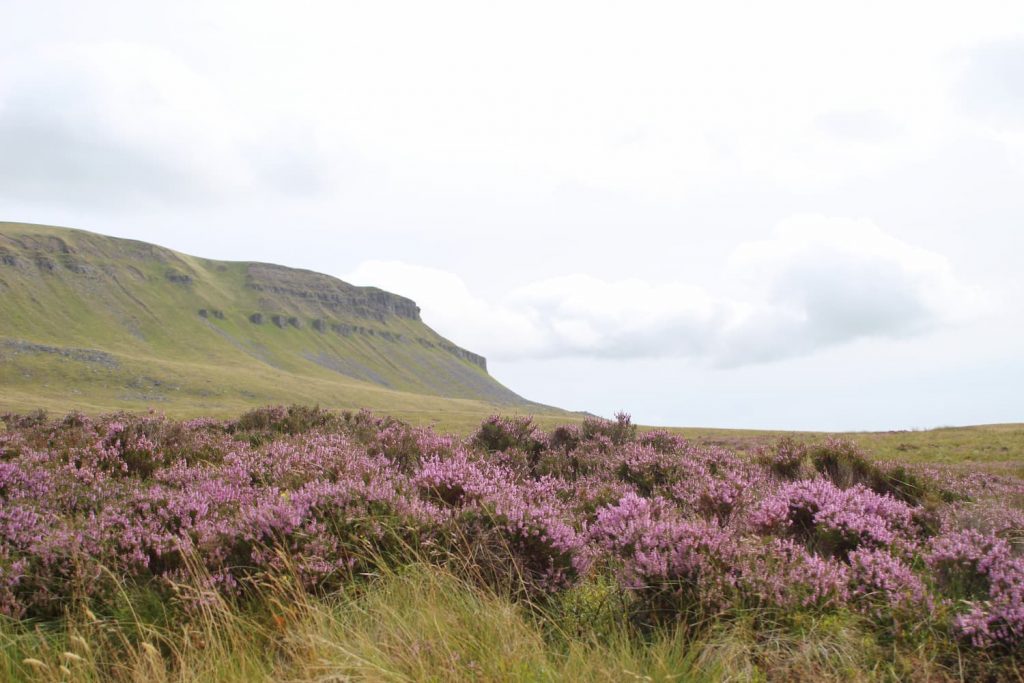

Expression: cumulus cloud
xmin=344 ymin=261 xmax=550 ymax=358
xmin=347 ymin=216 xmax=989 ymax=367
xmin=0 ymin=42 xmax=327 ymax=207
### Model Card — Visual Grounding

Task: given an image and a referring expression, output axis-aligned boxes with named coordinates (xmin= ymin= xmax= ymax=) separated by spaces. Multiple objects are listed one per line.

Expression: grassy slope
xmin=0 ymin=222 xmax=572 ymax=430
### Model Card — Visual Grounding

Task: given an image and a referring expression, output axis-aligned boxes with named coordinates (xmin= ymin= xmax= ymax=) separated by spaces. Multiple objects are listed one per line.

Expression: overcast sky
xmin=2 ymin=1 xmax=1022 ymax=430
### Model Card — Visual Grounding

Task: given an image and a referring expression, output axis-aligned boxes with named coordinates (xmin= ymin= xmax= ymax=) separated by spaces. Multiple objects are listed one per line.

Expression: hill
xmin=0 ymin=221 xmax=562 ymax=427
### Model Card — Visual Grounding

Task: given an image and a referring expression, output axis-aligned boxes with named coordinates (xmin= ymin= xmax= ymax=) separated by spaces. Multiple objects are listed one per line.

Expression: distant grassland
xmin=668 ymin=422 xmax=1024 ymax=471
xmin=0 ymin=355 xmax=570 ymax=434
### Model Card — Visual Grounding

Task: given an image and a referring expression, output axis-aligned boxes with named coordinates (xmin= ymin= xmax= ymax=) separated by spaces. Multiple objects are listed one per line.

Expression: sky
xmin=1 ymin=1 xmax=1022 ymax=430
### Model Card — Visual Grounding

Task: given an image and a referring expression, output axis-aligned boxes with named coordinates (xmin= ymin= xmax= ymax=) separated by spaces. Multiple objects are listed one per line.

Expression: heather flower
xmin=848 ymin=548 xmax=930 ymax=616
xmin=412 ymin=451 xmax=504 ymax=508
xmin=591 ymin=493 xmax=738 ymax=612
xmin=751 ymin=479 xmax=917 ymax=559
xmin=758 ymin=437 xmax=808 ymax=480
xmin=927 ymin=529 xmax=1024 ymax=647
xmin=735 ymin=538 xmax=849 ymax=610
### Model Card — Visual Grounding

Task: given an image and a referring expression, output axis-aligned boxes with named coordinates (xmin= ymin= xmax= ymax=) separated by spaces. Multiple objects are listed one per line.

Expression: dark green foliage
xmin=0 ymin=409 xmax=49 ymax=430
xmin=231 ymin=404 xmax=342 ymax=437
xmin=810 ymin=439 xmax=877 ymax=489
xmin=472 ymin=415 xmax=544 ymax=456
xmin=869 ymin=464 xmax=932 ymax=506
xmin=763 ymin=437 xmax=809 ymax=480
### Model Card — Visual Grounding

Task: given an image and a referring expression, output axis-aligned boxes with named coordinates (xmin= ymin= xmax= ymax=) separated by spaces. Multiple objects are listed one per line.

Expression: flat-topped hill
xmin=0 ymin=222 xmax=561 ymax=426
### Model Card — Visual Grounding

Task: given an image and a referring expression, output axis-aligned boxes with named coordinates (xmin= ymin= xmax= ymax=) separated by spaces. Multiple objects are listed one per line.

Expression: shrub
xmin=759 ymin=437 xmax=809 ymax=480
xmin=232 ymin=404 xmax=340 ymax=436
xmin=581 ymin=411 xmax=636 ymax=447
xmin=471 ymin=415 xmax=544 ymax=456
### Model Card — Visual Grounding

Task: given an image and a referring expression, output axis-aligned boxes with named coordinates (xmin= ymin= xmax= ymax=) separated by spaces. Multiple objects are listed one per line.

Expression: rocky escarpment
xmin=416 ymin=337 xmax=487 ymax=371
xmin=237 ymin=311 xmax=487 ymax=371
xmin=244 ymin=263 xmax=420 ymax=322
xmin=0 ymin=229 xmax=184 ymax=267
xmin=0 ymin=221 xmax=523 ymax=409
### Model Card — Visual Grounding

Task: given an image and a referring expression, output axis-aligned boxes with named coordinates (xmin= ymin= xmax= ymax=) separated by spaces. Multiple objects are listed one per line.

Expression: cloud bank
xmin=347 ymin=216 xmax=988 ymax=367
xmin=0 ymin=42 xmax=327 ymax=207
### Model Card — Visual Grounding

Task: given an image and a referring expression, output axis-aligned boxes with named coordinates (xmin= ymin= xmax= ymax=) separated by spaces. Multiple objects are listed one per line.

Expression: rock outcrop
xmin=244 ymin=263 xmax=421 ymax=322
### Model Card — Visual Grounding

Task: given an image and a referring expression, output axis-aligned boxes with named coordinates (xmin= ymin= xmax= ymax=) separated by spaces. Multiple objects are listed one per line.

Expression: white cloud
xmin=347 ymin=216 xmax=990 ymax=367
xmin=345 ymin=260 xmax=549 ymax=358
xmin=719 ymin=215 xmax=991 ymax=364
xmin=0 ymin=42 xmax=328 ymax=206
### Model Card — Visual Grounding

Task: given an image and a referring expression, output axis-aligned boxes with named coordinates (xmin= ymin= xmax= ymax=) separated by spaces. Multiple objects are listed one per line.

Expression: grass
xmin=3 ymin=560 xmax=977 ymax=683
xmin=669 ymin=423 xmax=1024 ymax=471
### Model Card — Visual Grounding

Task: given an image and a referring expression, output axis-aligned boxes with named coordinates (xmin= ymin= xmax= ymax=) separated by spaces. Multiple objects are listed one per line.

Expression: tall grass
xmin=1 ymin=556 xmax=1000 ymax=682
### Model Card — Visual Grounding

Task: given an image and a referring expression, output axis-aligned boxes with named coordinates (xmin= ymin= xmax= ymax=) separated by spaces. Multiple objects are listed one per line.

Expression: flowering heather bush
xmin=1 ymin=407 xmax=1023 ymax=661
xmin=582 ymin=411 xmax=637 ymax=447
xmin=928 ymin=529 xmax=1024 ymax=648
xmin=590 ymin=493 xmax=738 ymax=616
xmin=759 ymin=436 xmax=810 ymax=480
xmin=471 ymin=415 xmax=545 ymax=456
xmin=750 ymin=479 xmax=918 ymax=559
xmin=847 ymin=548 xmax=930 ymax=617
xmin=736 ymin=537 xmax=850 ymax=610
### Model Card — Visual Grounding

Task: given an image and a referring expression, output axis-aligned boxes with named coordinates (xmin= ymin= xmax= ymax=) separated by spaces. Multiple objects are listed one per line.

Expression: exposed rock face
xmin=165 ymin=269 xmax=192 ymax=284
xmin=61 ymin=258 xmax=94 ymax=275
xmin=439 ymin=341 xmax=487 ymax=371
xmin=1 ymin=340 xmax=119 ymax=368
xmin=244 ymin=263 xmax=421 ymax=322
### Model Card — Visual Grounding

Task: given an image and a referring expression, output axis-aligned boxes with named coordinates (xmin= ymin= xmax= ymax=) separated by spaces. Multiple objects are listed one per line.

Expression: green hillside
xmin=0 ymin=222 xmax=563 ymax=428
